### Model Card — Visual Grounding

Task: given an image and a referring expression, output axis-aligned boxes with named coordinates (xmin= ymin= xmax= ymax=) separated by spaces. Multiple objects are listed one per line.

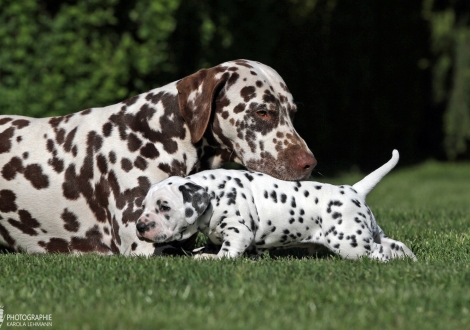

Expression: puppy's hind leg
xmin=375 ymin=225 xmax=417 ymax=261
xmin=366 ymin=243 xmax=393 ymax=262
xmin=380 ymin=237 xmax=417 ymax=261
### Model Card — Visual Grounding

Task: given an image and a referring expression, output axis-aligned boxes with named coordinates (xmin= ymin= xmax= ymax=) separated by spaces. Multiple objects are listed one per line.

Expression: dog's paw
xmin=194 ymin=253 xmax=219 ymax=260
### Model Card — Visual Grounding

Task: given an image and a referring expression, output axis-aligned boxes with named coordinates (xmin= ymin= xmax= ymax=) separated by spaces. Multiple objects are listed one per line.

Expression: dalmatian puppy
xmin=137 ymin=150 xmax=417 ymax=261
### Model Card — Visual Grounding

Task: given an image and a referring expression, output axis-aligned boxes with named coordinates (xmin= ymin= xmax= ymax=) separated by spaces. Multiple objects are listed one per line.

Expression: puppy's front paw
xmin=194 ymin=253 xmax=219 ymax=260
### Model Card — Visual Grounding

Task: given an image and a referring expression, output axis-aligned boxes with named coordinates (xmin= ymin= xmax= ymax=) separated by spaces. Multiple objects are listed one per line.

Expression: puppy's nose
xmin=136 ymin=221 xmax=149 ymax=233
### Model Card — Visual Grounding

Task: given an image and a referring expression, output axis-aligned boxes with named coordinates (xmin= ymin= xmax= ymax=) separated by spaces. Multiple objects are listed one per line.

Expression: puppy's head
xmin=136 ymin=177 xmax=210 ymax=243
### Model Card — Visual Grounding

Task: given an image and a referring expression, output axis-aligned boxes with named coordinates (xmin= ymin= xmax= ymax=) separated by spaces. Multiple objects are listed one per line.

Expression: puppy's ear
xmin=178 ymin=182 xmax=211 ymax=224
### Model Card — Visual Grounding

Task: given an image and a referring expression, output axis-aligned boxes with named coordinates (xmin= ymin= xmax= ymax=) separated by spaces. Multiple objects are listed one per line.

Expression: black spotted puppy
xmin=136 ymin=150 xmax=417 ymax=261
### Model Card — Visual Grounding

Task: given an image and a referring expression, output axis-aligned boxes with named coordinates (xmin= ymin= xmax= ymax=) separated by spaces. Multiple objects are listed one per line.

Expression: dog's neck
xmin=191 ymin=135 xmax=242 ymax=174
xmin=196 ymin=203 xmax=214 ymax=227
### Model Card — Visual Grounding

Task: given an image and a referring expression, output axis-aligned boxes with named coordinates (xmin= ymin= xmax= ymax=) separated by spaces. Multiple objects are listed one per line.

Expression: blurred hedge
xmin=0 ymin=0 xmax=180 ymax=117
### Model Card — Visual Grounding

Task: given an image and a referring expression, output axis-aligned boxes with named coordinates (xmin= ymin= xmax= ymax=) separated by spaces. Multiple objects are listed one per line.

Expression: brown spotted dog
xmin=0 ymin=59 xmax=316 ymax=255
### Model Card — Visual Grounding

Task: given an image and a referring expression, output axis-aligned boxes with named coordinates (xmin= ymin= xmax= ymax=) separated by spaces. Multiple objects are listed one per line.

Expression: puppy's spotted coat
xmin=137 ymin=150 xmax=417 ymax=261
xmin=0 ymin=59 xmax=315 ymax=255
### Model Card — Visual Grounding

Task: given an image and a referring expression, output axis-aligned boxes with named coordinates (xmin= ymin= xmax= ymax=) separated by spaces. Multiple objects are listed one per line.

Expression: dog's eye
xmin=160 ymin=205 xmax=171 ymax=212
xmin=256 ymin=110 xmax=271 ymax=119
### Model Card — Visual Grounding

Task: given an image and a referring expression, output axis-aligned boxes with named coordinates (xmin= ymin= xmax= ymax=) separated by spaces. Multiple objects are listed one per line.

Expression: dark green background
xmin=1 ymin=0 xmax=469 ymax=173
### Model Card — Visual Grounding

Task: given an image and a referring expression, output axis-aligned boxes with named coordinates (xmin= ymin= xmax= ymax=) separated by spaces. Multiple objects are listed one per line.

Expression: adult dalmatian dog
xmin=136 ymin=150 xmax=417 ymax=261
xmin=0 ymin=59 xmax=316 ymax=255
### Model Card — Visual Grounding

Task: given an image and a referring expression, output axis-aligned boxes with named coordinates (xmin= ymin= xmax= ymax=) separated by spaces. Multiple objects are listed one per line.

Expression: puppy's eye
xmin=160 ymin=205 xmax=171 ymax=212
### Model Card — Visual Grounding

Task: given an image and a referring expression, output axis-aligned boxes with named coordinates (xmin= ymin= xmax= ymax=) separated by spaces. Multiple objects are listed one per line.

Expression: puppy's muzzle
xmin=136 ymin=221 xmax=156 ymax=234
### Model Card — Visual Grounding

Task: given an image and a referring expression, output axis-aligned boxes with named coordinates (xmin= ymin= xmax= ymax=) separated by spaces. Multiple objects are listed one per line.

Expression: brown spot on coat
xmin=227 ymin=72 xmax=240 ymax=88
xmin=62 ymin=208 xmax=80 ymax=232
xmin=8 ymin=210 xmax=41 ymax=236
xmin=111 ymin=216 xmax=122 ymax=245
xmin=109 ymin=151 xmax=117 ymax=164
xmin=46 ymin=139 xmax=55 ymax=152
xmin=12 ymin=119 xmax=30 ymax=129
xmin=70 ymin=225 xmax=110 ymax=253
xmin=0 ymin=222 xmax=16 ymax=247
xmin=64 ymin=113 xmax=74 ymax=122
xmin=140 ymin=143 xmax=160 ymax=159
xmin=127 ymin=133 xmax=143 ymax=152
xmin=263 ymin=89 xmax=277 ymax=104
xmin=63 ymin=164 xmax=80 ymax=200
xmin=88 ymin=131 xmax=103 ymax=152
xmin=157 ymin=158 xmax=187 ymax=177
xmin=39 ymin=238 xmax=70 ymax=253
xmin=121 ymin=158 xmax=133 ymax=172
xmin=0 ymin=127 xmax=15 ymax=154
xmin=48 ymin=156 xmax=64 ymax=173
xmin=96 ymin=154 xmax=108 ymax=174
xmin=64 ymin=127 xmax=78 ymax=153
xmin=234 ymin=60 xmax=254 ymax=69
xmin=102 ymin=122 xmax=113 ymax=137
xmin=122 ymin=204 xmax=142 ymax=225
xmin=0 ymin=189 xmax=17 ymax=212
xmin=234 ymin=103 xmax=245 ymax=114
xmin=240 ymin=86 xmax=256 ymax=102
xmin=48 ymin=116 xmax=64 ymax=128
xmin=134 ymin=156 xmax=148 ymax=171
xmin=55 ymin=128 xmax=66 ymax=144
xmin=0 ymin=118 xmax=13 ymax=125
xmin=2 ymin=157 xmax=24 ymax=180
xmin=24 ymin=164 xmax=49 ymax=189
xmin=215 ymin=91 xmax=231 ymax=115
xmin=123 ymin=95 xmax=139 ymax=106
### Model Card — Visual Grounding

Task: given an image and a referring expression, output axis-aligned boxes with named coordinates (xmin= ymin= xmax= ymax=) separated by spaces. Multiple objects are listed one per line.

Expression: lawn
xmin=1 ymin=160 xmax=469 ymax=329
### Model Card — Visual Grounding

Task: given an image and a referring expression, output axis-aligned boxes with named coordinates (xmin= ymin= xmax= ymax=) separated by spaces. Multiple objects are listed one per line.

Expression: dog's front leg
xmin=216 ymin=218 xmax=254 ymax=259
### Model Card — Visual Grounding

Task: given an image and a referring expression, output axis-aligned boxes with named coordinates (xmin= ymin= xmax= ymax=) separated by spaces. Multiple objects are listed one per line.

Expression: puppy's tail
xmin=352 ymin=150 xmax=399 ymax=199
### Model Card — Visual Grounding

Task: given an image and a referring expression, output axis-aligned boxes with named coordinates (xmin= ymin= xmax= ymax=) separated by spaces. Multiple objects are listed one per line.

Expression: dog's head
xmin=136 ymin=177 xmax=210 ymax=243
xmin=177 ymin=59 xmax=316 ymax=181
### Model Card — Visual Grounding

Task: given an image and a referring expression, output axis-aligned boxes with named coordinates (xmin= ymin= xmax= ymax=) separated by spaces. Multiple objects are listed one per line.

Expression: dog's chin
xmin=244 ymin=164 xmax=311 ymax=181
xmin=136 ymin=231 xmax=169 ymax=243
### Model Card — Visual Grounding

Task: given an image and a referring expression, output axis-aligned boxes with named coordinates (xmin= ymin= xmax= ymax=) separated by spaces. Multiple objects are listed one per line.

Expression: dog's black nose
xmin=136 ymin=222 xmax=148 ymax=233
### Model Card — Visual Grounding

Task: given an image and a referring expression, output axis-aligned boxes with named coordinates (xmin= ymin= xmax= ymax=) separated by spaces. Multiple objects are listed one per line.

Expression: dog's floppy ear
xmin=177 ymin=66 xmax=229 ymax=143
xmin=178 ymin=181 xmax=211 ymax=224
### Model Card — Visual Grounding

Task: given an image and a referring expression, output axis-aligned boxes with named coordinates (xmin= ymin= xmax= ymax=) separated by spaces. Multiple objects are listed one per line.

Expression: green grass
xmin=1 ymin=160 xmax=470 ymax=329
